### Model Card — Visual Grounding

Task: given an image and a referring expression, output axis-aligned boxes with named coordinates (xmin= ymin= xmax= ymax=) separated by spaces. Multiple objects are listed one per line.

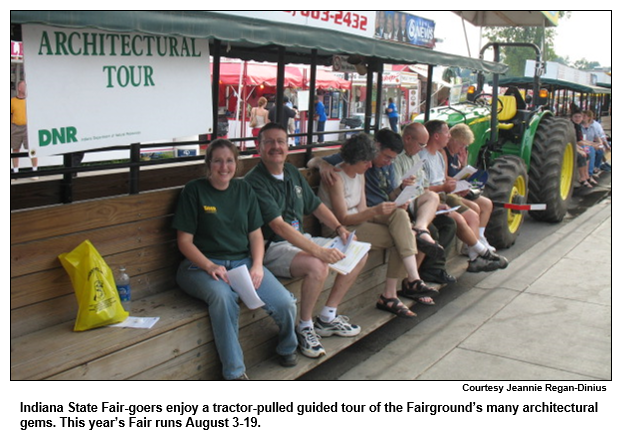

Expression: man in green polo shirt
xmin=245 ymin=123 xmax=368 ymax=359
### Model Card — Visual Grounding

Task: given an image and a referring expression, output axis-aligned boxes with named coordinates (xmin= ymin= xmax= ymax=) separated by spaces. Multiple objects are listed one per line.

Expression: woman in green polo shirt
xmin=173 ymin=139 xmax=298 ymax=380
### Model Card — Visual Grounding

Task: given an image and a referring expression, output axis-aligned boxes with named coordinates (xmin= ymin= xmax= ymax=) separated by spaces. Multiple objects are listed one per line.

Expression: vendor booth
xmin=214 ymin=60 xmax=351 ymax=147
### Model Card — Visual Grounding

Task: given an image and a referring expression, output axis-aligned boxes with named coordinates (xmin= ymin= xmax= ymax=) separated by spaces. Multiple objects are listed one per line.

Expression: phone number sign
xmin=216 ymin=11 xmax=374 ymax=38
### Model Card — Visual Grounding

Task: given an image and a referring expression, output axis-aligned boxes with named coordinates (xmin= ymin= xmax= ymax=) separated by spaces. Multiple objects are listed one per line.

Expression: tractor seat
xmin=497 ymin=95 xmax=518 ymax=130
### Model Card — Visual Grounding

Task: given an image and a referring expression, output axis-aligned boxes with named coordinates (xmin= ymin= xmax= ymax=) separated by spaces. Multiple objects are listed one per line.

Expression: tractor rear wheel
xmin=528 ymin=117 xmax=577 ymax=222
xmin=483 ymin=155 xmax=529 ymax=249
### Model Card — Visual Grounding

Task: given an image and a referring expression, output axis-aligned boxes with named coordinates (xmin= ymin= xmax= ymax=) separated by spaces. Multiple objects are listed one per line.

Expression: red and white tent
xmin=214 ymin=61 xmax=350 ymax=89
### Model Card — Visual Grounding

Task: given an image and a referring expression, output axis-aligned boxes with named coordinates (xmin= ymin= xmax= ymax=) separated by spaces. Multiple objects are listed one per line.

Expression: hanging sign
xmin=11 ymin=40 xmax=23 ymax=62
xmin=21 ymin=24 xmax=213 ymax=157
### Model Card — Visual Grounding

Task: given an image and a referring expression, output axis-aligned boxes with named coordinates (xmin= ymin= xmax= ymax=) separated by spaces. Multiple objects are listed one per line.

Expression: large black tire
xmin=483 ymin=155 xmax=529 ymax=249
xmin=528 ymin=117 xmax=577 ymax=222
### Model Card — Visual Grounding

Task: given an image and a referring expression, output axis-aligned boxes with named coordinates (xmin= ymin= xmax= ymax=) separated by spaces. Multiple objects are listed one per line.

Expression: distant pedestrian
xmin=11 ymin=81 xmax=38 ymax=177
xmin=314 ymin=96 xmax=327 ymax=143
xmin=268 ymin=96 xmax=297 ymax=134
xmin=386 ymin=97 xmax=399 ymax=133
xmin=249 ymin=97 xmax=269 ymax=146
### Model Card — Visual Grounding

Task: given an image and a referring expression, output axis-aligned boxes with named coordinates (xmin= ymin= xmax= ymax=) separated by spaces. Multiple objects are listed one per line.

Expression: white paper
xmin=401 ymin=158 xmax=425 ymax=181
xmin=453 ymin=165 xmax=477 ymax=180
xmin=226 ymin=264 xmax=265 ymax=310
xmin=451 ymin=179 xmax=472 ymax=193
xmin=394 ymin=184 xmax=420 ymax=206
xmin=435 ymin=206 xmax=461 ymax=215
xmin=108 ymin=316 xmax=160 ymax=329
xmin=328 ymin=230 xmax=356 ymax=253
xmin=323 ymin=238 xmax=371 ymax=275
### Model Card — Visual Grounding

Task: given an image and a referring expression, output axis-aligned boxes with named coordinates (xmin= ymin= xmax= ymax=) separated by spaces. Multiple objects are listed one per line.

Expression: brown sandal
xmin=376 ymin=295 xmax=416 ymax=318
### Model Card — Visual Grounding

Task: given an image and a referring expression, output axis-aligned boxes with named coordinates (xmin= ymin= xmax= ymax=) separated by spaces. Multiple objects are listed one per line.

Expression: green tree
xmin=573 ymin=58 xmax=601 ymax=70
xmin=482 ymin=11 xmax=569 ymax=77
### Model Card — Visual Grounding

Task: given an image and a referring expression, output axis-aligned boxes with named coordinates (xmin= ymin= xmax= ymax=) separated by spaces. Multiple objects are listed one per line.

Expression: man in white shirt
xmin=421 ymin=120 xmax=508 ymax=273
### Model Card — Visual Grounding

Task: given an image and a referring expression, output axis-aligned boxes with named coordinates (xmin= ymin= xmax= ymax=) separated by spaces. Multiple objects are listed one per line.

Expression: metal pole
xmin=365 ymin=68 xmax=374 ymax=134
xmin=425 ymin=65 xmax=434 ymax=122
xmin=307 ymin=49 xmax=318 ymax=149
xmin=375 ymin=67 xmax=384 ymax=132
xmin=129 ymin=143 xmax=140 ymax=194
xmin=490 ymin=44 xmax=500 ymax=144
xmin=61 ymin=153 xmax=74 ymax=204
xmin=276 ymin=47 xmax=285 ymax=127
xmin=211 ymin=40 xmax=221 ymax=142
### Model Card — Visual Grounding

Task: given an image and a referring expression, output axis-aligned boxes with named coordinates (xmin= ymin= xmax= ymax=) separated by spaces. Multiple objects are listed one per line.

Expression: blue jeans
xmin=594 ymin=148 xmax=605 ymax=170
xmin=586 ymin=146 xmax=596 ymax=176
xmin=317 ymin=120 xmax=326 ymax=143
xmin=389 ymin=116 xmax=399 ymax=133
xmin=176 ymin=257 xmax=297 ymax=380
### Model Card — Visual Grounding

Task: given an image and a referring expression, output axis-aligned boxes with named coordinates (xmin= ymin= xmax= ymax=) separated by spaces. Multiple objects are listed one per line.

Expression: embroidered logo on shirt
xmin=295 ymin=185 xmax=303 ymax=198
xmin=203 ymin=205 xmax=217 ymax=214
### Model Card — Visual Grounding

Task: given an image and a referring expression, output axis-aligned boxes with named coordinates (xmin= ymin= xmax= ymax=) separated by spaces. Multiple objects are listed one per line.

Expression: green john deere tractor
xmin=418 ymin=43 xmax=576 ymax=249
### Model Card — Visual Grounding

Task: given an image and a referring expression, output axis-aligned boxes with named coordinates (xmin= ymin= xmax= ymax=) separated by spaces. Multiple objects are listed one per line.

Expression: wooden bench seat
xmin=12 ymin=152 xmax=419 ymax=380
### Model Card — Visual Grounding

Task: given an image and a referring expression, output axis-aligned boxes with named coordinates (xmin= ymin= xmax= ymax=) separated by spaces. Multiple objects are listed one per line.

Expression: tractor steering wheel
xmin=473 ymin=93 xmax=504 ymax=113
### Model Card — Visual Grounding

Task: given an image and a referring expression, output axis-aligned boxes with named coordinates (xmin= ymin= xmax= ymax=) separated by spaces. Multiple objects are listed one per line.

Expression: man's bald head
xmin=402 ymin=122 xmax=429 ymax=156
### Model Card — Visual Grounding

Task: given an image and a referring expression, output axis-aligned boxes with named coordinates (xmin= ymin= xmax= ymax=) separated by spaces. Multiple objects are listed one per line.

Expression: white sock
xmin=13 ymin=167 xmax=18 ymax=173
xmin=468 ymin=241 xmax=487 ymax=260
xmin=298 ymin=319 xmax=314 ymax=332
xmin=479 ymin=228 xmax=485 ymax=238
xmin=319 ymin=306 xmax=337 ymax=323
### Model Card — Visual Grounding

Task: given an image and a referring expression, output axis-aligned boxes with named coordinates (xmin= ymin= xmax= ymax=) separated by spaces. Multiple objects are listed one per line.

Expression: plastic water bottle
xmin=116 ymin=266 xmax=132 ymax=312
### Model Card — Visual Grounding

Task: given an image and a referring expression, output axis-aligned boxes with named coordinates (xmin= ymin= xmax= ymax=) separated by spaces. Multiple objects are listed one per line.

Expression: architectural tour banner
xmin=21 ymin=24 xmax=213 ymax=157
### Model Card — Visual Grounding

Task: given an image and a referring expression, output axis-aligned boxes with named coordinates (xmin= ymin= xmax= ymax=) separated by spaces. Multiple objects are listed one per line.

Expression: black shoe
xmin=279 ymin=353 xmax=299 ymax=367
xmin=467 ymin=250 xmax=509 ymax=273
xmin=399 ymin=278 xmax=439 ymax=299
xmin=419 ymin=268 xmax=457 ymax=284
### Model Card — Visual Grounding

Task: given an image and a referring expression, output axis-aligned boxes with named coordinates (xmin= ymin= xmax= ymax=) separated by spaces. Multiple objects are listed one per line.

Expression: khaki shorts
xmin=264 ymin=233 xmax=333 ymax=278
xmin=11 ymin=124 xmax=28 ymax=151
xmin=439 ymin=192 xmax=469 ymax=214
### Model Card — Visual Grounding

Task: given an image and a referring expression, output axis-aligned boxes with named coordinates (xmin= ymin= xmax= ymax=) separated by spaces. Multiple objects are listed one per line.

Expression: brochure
xmin=327 ymin=230 xmax=356 ymax=253
xmin=323 ymin=237 xmax=371 ymax=275
xmin=451 ymin=179 xmax=472 ymax=193
xmin=394 ymin=184 xmax=420 ymax=206
xmin=401 ymin=158 xmax=425 ymax=181
xmin=435 ymin=206 xmax=461 ymax=215
xmin=108 ymin=316 xmax=160 ymax=329
xmin=226 ymin=264 xmax=265 ymax=310
xmin=453 ymin=165 xmax=477 ymax=180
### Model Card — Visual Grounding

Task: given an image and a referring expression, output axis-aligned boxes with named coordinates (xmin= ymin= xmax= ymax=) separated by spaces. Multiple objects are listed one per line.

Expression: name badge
xmin=291 ymin=219 xmax=300 ymax=232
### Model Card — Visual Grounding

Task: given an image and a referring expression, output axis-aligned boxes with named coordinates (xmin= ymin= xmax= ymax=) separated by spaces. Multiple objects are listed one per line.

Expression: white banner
xmin=217 ymin=11 xmax=375 ymax=38
xmin=21 ymin=25 xmax=213 ymax=157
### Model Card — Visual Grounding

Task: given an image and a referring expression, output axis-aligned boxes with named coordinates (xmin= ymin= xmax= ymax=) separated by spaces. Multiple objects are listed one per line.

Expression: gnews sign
xmin=22 ymin=25 xmax=213 ymax=157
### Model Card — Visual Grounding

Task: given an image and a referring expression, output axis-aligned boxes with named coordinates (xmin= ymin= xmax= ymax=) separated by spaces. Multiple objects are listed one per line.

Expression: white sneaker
xmin=314 ymin=315 xmax=361 ymax=337
xmin=296 ymin=327 xmax=326 ymax=358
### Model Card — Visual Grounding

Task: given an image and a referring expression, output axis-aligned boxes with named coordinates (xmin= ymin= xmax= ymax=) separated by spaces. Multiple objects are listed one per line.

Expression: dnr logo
xmin=38 ymin=126 xmax=78 ymax=146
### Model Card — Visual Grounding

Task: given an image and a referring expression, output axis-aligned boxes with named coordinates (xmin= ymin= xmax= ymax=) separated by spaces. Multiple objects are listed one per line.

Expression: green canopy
xmin=453 ymin=11 xmax=558 ymax=27
xmin=498 ymin=76 xmax=611 ymax=94
xmin=11 ymin=10 xmax=507 ymax=73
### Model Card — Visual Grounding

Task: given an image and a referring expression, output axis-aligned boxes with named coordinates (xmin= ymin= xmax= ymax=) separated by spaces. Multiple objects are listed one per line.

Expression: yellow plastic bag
xmin=59 ymin=240 xmax=129 ymax=331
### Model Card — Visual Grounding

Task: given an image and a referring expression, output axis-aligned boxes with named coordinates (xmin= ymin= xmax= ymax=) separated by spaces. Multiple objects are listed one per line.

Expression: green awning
xmin=11 ymin=10 xmax=507 ymax=74
xmin=498 ymin=76 xmax=611 ymax=95
xmin=453 ymin=11 xmax=558 ymax=27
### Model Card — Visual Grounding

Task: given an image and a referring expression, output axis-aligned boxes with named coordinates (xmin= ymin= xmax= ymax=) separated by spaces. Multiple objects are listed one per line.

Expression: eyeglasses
xmin=379 ymin=152 xmax=396 ymax=162
xmin=261 ymin=138 xmax=288 ymax=147
xmin=418 ymin=142 xmax=427 ymax=148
